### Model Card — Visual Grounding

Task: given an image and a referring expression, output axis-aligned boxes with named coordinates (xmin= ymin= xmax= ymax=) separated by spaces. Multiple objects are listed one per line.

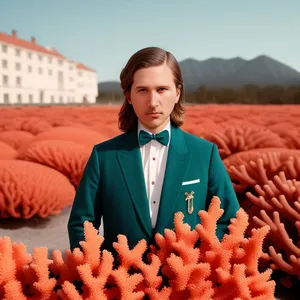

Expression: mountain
xmin=179 ymin=57 xmax=247 ymax=90
xmin=97 ymin=55 xmax=300 ymax=93
xmin=98 ymin=81 xmax=122 ymax=93
xmin=222 ymin=55 xmax=300 ymax=88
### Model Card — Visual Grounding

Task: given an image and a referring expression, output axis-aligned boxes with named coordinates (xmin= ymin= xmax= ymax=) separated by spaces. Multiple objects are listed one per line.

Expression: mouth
xmin=146 ymin=112 xmax=161 ymax=115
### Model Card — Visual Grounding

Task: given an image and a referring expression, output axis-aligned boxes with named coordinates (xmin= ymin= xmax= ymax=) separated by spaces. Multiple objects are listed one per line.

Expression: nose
xmin=148 ymin=91 xmax=158 ymax=108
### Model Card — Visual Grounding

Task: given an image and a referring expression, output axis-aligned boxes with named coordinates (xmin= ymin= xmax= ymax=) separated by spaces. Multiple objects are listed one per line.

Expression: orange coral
xmin=0 ymin=117 xmax=52 ymax=135
xmin=223 ymin=148 xmax=300 ymax=170
xmin=227 ymin=150 xmax=300 ymax=286
xmin=1 ymin=104 xmax=300 ymax=294
xmin=0 ymin=130 xmax=35 ymax=150
xmin=181 ymin=119 xmax=220 ymax=140
xmin=0 ymin=196 xmax=275 ymax=299
xmin=0 ymin=142 xmax=17 ymax=160
xmin=208 ymin=125 xmax=287 ymax=159
xmin=246 ymin=172 xmax=300 ymax=281
xmin=280 ymin=156 xmax=300 ymax=180
xmin=0 ymin=160 xmax=75 ymax=218
xmin=33 ymin=126 xmax=108 ymax=150
xmin=17 ymin=140 xmax=90 ymax=188
xmin=226 ymin=151 xmax=300 ymax=194
xmin=88 ymin=123 xmax=121 ymax=139
xmin=275 ymin=129 xmax=300 ymax=149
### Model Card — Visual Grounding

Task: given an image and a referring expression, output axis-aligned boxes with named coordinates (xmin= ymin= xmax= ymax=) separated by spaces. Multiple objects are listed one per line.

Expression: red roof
xmin=0 ymin=31 xmax=65 ymax=59
xmin=76 ymin=62 xmax=96 ymax=72
xmin=0 ymin=30 xmax=96 ymax=73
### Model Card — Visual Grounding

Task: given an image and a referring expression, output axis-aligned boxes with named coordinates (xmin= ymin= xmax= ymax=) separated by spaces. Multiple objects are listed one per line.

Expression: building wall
xmin=0 ymin=39 xmax=98 ymax=105
xmin=76 ymin=68 xmax=98 ymax=103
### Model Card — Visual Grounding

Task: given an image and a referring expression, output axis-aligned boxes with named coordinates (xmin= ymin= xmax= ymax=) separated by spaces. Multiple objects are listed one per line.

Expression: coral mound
xmin=33 ymin=126 xmax=108 ymax=149
xmin=0 ymin=130 xmax=35 ymax=150
xmin=0 ymin=116 xmax=52 ymax=135
xmin=0 ymin=160 xmax=75 ymax=219
xmin=0 ymin=142 xmax=17 ymax=160
xmin=208 ymin=124 xmax=287 ymax=159
xmin=17 ymin=140 xmax=91 ymax=188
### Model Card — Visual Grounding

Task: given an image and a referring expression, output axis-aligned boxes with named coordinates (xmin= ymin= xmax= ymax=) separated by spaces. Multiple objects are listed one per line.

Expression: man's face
xmin=129 ymin=62 xmax=180 ymax=134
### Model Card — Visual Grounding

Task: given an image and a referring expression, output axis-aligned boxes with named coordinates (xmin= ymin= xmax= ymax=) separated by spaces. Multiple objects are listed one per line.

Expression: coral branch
xmin=0 ymin=196 xmax=275 ymax=299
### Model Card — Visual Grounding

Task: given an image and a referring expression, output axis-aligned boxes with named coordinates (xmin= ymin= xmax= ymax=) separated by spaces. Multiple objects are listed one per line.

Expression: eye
xmin=138 ymin=88 xmax=146 ymax=92
xmin=158 ymin=88 xmax=167 ymax=92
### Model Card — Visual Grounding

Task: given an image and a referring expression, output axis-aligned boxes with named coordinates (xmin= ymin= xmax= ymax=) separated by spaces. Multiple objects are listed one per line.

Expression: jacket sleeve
xmin=206 ymin=143 xmax=240 ymax=240
xmin=67 ymin=145 xmax=102 ymax=251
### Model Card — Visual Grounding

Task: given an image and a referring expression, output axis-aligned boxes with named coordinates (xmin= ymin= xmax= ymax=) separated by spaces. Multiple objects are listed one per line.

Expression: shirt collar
xmin=137 ymin=119 xmax=171 ymax=146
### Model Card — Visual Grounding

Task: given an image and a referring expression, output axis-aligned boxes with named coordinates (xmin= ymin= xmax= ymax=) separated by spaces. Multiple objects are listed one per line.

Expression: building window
xmin=38 ymin=54 xmax=43 ymax=61
xmin=48 ymin=69 xmax=52 ymax=76
xmin=51 ymin=96 xmax=54 ymax=103
xmin=16 ymin=62 xmax=21 ymax=71
xmin=16 ymin=48 xmax=21 ymax=56
xmin=4 ymin=93 xmax=9 ymax=104
xmin=2 ymin=60 xmax=8 ymax=68
xmin=28 ymin=65 xmax=32 ymax=72
xmin=58 ymin=71 xmax=64 ymax=90
xmin=59 ymin=96 xmax=63 ymax=103
xmin=48 ymin=57 xmax=52 ymax=63
xmin=16 ymin=77 xmax=21 ymax=87
xmin=39 ymin=91 xmax=44 ymax=103
xmin=2 ymin=44 xmax=8 ymax=53
xmin=78 ymin=71 xmax=82 ymax=77
xmin=28 ymin=52 xmax=32 ymax=59
xmin=38 ymin=67 xmax=43 ymax=75
xmin=58 ymin=60 xmax=63 ymax=66
xmin=2 ymin=75 xmax=8 ymax=86
xmin=17 ymin=94 xmax=22 ymax=103
xmin=29 ymin=94 xmax=33 ymax=103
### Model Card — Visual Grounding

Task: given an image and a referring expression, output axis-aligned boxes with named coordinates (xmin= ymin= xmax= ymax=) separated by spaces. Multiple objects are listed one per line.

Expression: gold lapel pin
xmin=185 ymin=191 xmax=194 ymax=214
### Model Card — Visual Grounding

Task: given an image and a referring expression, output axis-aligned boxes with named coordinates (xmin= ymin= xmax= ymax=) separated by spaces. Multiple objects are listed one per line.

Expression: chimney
xmin=31 ymin=37 xmax=36 ymax=44
xmin=12 ymin=30 xmax=17 ymax=38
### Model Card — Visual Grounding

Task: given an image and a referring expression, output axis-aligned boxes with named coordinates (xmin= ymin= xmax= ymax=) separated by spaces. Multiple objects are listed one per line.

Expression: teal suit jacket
xmin=67 ymin=122 xmax=240 ymax=253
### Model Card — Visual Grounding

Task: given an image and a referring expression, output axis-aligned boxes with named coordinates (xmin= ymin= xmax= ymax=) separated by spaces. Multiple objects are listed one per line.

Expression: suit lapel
xmin=154 ymin=124 xmax=192 ymax=233
xmin=117 ymin=129 xmax=152 ymax=238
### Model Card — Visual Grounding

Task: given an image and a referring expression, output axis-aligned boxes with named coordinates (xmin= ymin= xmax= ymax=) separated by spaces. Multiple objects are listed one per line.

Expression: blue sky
xmin=1 ymin=0 xmax=299 ymax=82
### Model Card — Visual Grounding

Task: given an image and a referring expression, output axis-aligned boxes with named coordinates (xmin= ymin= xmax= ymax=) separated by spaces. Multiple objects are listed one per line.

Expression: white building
xmin=0 ymin=30 xmax=98 ymax=105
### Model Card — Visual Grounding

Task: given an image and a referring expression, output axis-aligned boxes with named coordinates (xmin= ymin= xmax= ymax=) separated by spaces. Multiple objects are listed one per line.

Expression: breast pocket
xmin=182 ymin=178 xmax=200 ymax=186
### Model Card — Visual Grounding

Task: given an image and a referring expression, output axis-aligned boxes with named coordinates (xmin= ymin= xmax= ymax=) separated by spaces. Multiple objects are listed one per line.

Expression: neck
xmin=139 ymin=118 xmax=171 ymax=134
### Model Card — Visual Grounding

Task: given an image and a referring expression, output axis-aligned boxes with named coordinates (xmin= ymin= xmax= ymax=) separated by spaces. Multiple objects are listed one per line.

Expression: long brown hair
xmin=118 ymin=47 xmax=186 ymax=132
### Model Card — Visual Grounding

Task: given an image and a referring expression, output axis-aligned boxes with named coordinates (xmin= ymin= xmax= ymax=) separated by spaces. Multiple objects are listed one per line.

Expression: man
xmin=67 ymin=47 xmax=240 ymax=254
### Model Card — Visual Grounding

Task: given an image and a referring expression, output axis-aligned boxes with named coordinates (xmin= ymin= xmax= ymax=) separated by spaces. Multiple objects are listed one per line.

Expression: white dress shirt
xmin=137 ymin=120 xmax=170 ymax=228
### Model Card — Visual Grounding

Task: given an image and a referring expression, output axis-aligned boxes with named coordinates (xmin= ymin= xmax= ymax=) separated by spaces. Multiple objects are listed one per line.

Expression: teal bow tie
xmin=138 ymin=130 xmax=169 ymax=146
